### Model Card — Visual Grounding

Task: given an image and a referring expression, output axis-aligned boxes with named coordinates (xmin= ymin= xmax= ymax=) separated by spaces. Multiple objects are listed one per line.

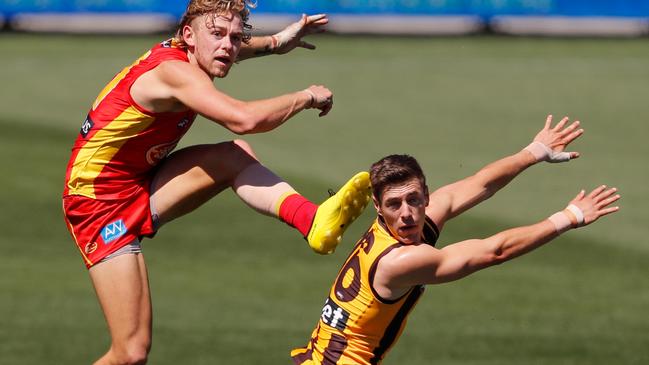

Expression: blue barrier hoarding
xmin=253 ymin=0 xmax=649 ymax=17
xmin=0 ymin=0 xmax=185 ymax=16
xmin=2 ymin=0 xmax=648 ymax=36
xmin=1 ymin=0 xmax=649 ymax=18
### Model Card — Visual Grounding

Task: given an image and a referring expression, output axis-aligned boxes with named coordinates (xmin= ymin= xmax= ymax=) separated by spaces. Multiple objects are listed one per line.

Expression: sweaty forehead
xmin=380 ymin=179 xmax=424 ymax=201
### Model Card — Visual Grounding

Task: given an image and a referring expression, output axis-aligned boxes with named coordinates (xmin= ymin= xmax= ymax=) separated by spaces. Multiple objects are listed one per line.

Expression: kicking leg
xmin=235 ymin=164 xmax=372 ymax=253
xmin=303 ymin=171 xmax=371 ymax=254
xmin=150 ymin=140 xmax=291 ymax=222
xmin=151 ymin=139 xmax=371 ymax=253
xmin=89 ymin=251 xmax=151 ymax=365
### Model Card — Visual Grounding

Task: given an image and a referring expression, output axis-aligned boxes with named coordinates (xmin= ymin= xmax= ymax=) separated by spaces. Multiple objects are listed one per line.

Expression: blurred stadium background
xmin=2 ymin=0 xmax=649 ymax=36
xmin=1 ymin=1 xmax=648 ymax=364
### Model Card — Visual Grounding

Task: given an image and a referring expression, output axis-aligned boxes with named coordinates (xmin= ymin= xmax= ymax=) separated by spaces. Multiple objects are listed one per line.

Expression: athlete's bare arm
xmin=376 ymin=186 xmax=620 ymax=296
xmin=426 ymin=115 xmax=583 ymax=229
xmin=131 ymin=60 xmax=333 ymax=134
xmin=237 ymin=14 xmax=329 ymax=60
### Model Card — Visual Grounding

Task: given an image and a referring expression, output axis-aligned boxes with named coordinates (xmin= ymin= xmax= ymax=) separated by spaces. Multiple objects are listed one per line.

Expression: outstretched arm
xmin=381 ymin=186 xmax=620 ymax=289
xmin=426 ymin=115 xmax=583 ymax=229
xmin=150 ymin=60 xmax=334 ymax=134
xmin=237 ymin=14 xmax=328 ymax=60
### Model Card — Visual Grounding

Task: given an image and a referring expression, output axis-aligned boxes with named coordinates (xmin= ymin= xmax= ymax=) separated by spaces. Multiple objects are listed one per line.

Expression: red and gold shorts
xmin=62 ymin=185 xmax=156 ymax=269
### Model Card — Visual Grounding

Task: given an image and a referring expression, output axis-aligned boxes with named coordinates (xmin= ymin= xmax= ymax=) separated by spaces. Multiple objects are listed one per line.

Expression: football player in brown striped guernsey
xmin=292 ymin=116 xmax=619 ymax=365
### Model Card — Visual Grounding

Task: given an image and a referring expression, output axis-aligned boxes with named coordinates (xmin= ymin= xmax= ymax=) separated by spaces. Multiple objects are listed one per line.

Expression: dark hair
xmin=173 ymin=0 xmax=254 ymax=47
xmin=370 ymin=154 xmax=427 ymax=201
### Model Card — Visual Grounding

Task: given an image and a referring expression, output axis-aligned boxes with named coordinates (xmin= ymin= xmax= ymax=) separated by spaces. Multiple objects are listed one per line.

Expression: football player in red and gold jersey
xmin=62 ymin=1 xmax=372 ymax=364
xmin=292 ymin=116 xmax=620 ymax=365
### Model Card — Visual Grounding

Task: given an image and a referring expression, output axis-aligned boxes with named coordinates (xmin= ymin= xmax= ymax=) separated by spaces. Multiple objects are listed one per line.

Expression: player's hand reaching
xmin=303 ymin=85 xmax=333 ymax=117
xmin=525 ymin=115 xmax=584 ymax=163
xmin=272 ymin=14 xmax=329 ymax=55
xmin=568 ymin=185 xmax=621 ymax=227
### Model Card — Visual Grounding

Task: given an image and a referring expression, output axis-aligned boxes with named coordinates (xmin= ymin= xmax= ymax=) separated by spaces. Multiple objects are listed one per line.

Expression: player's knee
xmin=195 ymin=141 xmax=260 ymax=185
xmin=205 ymin=140 xmax=256 ymax=162
xmin=231 ymin=139 xmax=258 ymax=160
xmin=218 ymin=140 xmax=259 ymax=169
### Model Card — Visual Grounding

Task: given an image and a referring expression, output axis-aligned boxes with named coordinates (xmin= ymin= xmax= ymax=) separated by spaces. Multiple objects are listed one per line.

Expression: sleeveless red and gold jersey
xmin=63 ymin=39 xmax=197 ymax=200
xmin=291 ymin=217 xmax=440 ymax=365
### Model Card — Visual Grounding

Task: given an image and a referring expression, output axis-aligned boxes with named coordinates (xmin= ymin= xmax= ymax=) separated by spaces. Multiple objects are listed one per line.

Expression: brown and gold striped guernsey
xmin=292 ymin=216 xmax=439 ymax=364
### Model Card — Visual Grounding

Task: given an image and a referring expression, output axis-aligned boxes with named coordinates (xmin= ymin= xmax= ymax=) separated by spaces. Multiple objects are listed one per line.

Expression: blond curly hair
xmin=174 ymin=0 xmax=256 ymax=46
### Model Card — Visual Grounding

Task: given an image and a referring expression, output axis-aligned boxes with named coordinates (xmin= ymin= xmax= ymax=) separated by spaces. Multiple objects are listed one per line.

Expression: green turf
xmin=0 ymin=34 xmax=647 ymax=364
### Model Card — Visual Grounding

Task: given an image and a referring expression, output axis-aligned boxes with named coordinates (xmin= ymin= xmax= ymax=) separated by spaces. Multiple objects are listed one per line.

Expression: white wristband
xmin=548 ymin=204 xmax=585 ymax=233
xmin=566 ymin=204 xmax=585 ymax=226
xmin=524 ymin=141 xmax=552 ymax=162
xmin=548 ymin=211 xmax=572 ymax=233
xmin=524 ymin=141 xmax=572 ymax=163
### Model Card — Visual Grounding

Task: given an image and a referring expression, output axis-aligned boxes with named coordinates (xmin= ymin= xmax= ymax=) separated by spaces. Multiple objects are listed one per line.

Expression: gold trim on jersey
xmin=67 ymin=106 xmax=155 ymax=198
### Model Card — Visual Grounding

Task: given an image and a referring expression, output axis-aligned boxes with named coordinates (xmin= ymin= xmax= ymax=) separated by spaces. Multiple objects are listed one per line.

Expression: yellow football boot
xmin=307 ymin=171 xmax=372 ymax=254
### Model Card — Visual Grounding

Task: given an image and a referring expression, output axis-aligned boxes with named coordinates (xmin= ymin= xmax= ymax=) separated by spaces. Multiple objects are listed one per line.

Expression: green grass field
xmin=1 ymin=33 xmax=648 ymax=364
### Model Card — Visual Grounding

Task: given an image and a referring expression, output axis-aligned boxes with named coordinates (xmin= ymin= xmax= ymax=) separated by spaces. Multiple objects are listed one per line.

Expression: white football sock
xmin=232 ymin=163 xmax=297 ymax=217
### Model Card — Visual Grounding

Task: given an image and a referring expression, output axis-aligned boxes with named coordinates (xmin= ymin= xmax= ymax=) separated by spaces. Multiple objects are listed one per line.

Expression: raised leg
xmin=150 ymin=139 xmax=293 ymax=224
xmin=150 ymin=139 xmax=371 ymax=254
